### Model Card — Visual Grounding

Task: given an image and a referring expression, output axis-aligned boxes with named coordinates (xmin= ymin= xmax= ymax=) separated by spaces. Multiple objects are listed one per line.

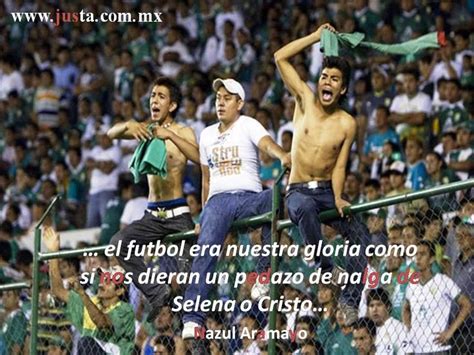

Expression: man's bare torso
xmin=147 ymin=124 xmax=188 ymax=201
xmin=289 ymin=93 xmax=351 ymax=183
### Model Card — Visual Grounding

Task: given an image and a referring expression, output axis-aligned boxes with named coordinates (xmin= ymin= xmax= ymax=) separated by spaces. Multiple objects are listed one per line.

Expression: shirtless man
xmin=275 ymin=23 xmax=370 ymax=325
xmin=108 ymin=77 xmax=199 ymax=322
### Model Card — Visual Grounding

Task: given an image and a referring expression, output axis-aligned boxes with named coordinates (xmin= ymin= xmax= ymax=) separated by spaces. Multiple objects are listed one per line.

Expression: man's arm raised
xmin=275 ymin=23 xmax=336 ymax=99
xmin=154 ymin=125 xmax=200 ymax=165
xmin=43 ymin=227 xmax=69 ymax=303
xmin=107 ymin=120 xmax=152 ymax=140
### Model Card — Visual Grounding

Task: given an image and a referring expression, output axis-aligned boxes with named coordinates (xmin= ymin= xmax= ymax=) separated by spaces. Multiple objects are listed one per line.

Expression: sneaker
xmin=339 ymin=303 xmax=358 ymax=326
xmin=251 ymin=278 xmax=270 ymax=300
xmin=182 ymin=321 xmax=201 ymax=339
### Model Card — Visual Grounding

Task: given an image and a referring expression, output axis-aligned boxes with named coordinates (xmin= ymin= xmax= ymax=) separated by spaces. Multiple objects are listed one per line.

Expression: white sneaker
xmin=182 ymin=321 xmax=201 ymax=339
xmin=251 ymin=278 xmax=270 ymax=300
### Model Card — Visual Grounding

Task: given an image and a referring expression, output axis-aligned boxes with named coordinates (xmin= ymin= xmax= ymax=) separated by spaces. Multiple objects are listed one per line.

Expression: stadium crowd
xmin=0 ymin=0 xmax=473 ymax=354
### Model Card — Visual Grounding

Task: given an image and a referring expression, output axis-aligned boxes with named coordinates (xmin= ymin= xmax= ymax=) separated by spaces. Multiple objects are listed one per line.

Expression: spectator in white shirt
xmin=158 ymin=25 xmax=194 ymax=78
xmin=389 ymin=68 xmax=431 ymax=140
xmin=215 ymin=0 xmax=243 ymax=40
xmin=198 ymin=18 xmax=219 ymax=73
xmin=403 ymin=240 xmax=471 ymax=354
xmin=176 ymin=1 xmax=197 ymax=40
xmin=120 ymin=182 xmax=148 ymax=229
xmin=367 ymin=288 xmax=411 ymax=354
xmin=85 ymin=125 xmax=122 ymax=227
xmin=0 ymin=54 xmax=24 ymax=100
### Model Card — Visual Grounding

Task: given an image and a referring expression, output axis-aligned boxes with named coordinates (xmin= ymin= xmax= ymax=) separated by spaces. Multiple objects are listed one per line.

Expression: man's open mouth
xmin=322 ymin=89 xmax=333 ymax=101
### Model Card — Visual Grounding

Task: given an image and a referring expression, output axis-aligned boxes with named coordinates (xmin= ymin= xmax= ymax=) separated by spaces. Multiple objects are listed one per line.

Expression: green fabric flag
xmin=321 ymin=30 xmax=445 ymax=61
xmin=128 ymin=126 xmax=167 ymax=183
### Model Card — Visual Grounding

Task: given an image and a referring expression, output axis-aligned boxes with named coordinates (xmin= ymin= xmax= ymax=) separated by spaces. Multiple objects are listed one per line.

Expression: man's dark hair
xmin=446 ymin=79 xmax=462 ymax=89
xmin=151 ymin=77 xmax=182 ymax=117
xmin=296 ymin=315 xmax=319 ymax=334
xmin=0 ymin=221 xmax=13 ymax=236
xmin=16 ymin=249 xmax=33 ymax=266
xmin=426 ymin=151 xmax=447 ymax=169
xmin=353 ymin=317 xmax=377 ymax=338
xmin=154 ymin=335 xmax=175 ymax=354
xmin=365 ymin=179 xmax=381 ymax=190
xmin=403 ymin=222 xmax=424 ymax=239
xmin=40 ymin=68 xmax=55 ymax=81
xmin=67 ymin=147 xmax=82 ymax=159
xmin=367 ymin=288 xmax=392 ymax=312
xmin=417 ymin=239 xmax=436 ymax=257
xmin=401 ymin=68 xmax=420 ymax=81
xmin=388 ymin=223 xmax=403 ymax=233
xmin=437 ymin=77 xmax=448 ymax=87
xmin=441 ymin=131 xmax=457 ymax=141
xmin=0 ymin=240 xmax=12 ymax=262
xmin=321 ymin=56 xmax=351 ymax=102
xmin=455 ymin=30 xmax=470 ymax=40
xmin=63 ymin=255 xmax=81 ymax=273
xmin=376 ymin=105 xmax=390 ymax=117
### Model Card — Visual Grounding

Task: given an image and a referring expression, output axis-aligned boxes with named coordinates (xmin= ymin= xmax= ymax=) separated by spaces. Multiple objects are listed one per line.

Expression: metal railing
xmin=1 ymin=178 xmax=472 ymax=354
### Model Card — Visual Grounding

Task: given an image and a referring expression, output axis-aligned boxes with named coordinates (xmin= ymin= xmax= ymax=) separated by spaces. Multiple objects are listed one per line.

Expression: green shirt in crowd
xmin=99 ymin=197 xmax=125 ymax=245
xmin=66 ymin=290 xmax=135 ymax=355
xmin=0 ymin=309 xmax=28 ymax=354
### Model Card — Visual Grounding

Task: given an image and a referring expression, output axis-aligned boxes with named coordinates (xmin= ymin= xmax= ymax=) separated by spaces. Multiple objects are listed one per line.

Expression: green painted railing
xmin=3 ymin=178 xmax=472 ymax=354
xmin=30 ymin=195 xmax=61 ymax=354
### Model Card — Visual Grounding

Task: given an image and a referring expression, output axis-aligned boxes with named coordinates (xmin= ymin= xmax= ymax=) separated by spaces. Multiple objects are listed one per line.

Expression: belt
xmin=287 ymin=180 xmax=332 ymax=191
xmin=146 ymin=206 xmax=190 ymax=219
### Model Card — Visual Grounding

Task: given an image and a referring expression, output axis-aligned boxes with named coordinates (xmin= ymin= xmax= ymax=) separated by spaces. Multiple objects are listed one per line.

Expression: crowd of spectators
xmin=0 ymin=0 xmax=473 ymax=354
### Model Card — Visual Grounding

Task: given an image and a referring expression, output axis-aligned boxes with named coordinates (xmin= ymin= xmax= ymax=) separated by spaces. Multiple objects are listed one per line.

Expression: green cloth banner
xmin=320 ymin=30 xmax=445 ymax=60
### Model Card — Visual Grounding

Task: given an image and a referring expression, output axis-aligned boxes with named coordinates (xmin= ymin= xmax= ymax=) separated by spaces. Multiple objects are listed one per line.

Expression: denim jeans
xmin=285 ymin=186 xmax=370 ymax=307
xmin=183 ymin=189 xmax=272 ymax=326
xmin=110 ymin=209 xmax=194 ymax=306
xmin=86 ymin=190 xmax=117 ymax=228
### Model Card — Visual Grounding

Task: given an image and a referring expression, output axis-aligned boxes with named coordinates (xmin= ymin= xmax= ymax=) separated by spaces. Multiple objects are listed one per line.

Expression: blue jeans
xmin=183 ymin=190 xmax=272 ymax=326
xmin=86 ymin=190 xmax=117 ymax=228
xmin=285 ymin=186 xmax=370 ymax=307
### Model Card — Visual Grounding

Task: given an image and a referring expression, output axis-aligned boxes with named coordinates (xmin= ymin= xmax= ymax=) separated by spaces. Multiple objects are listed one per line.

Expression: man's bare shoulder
xmin=175 ymin=124 xmax=197 ymax=142
xmin=337 ymin=110 xmax=356 ymax=126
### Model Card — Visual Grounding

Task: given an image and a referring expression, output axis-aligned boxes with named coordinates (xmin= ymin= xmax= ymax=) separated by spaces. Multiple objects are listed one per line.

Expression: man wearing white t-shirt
xmin=403 ymin=240 xmax=471 ymax=354
xmin=389 ymin=68 xmax=432 ymax=140
xmin=181 ymin=78 xmax=290 ymax=338
xmin=86 ymin=125 xmax=122 ymax=227
xmin=367 ymin=288 xmax=411 ymax=354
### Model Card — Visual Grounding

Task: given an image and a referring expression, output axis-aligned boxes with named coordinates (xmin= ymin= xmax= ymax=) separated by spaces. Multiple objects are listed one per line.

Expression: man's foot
xmin=251 ymin=278 xmax=270 ymax=300
xmin=339 ymin=303 xmax=358 ymax=326
xmin=182 ymin=321 xmax=201 ymax=339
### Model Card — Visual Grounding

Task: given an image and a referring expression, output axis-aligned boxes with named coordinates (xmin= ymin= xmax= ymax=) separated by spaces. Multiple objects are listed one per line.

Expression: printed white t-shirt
xmin=405 ymin=273 xmax=461 ymax=353
xmin=199 ymin=115 xmax=270 ymax=199
xmin=375 ymin=317 xmax=411 ymax=355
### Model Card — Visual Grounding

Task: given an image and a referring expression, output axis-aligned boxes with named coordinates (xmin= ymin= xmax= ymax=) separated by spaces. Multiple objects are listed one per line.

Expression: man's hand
xmin=126 ymin=121 xmax=152 ymax=141
xmin=434 ymin=329 xmax=454 ymax=345
xmin=69 ymin=278 xmax=86 ymax=296
xmin=335 ymin=198 xmax=351 ymax=217
xmin=194 ymin=224 xmax=201 ymax=236
xmin=43 ymin=226 xmax=60 ymax=251
xmin=153 ymin=125 xmax=174 ymax=140
xmin=280 ymin=153 xmax=292 ymax=169
xmin=313 ymin=23 xmax=337 ymax=40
